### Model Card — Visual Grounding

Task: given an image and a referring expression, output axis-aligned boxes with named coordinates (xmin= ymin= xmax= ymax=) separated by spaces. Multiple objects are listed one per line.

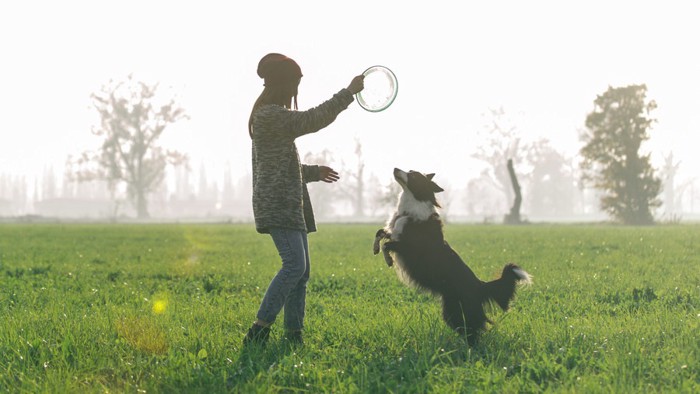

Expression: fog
xmin=1 ymin=1 xmax=699 ymax=222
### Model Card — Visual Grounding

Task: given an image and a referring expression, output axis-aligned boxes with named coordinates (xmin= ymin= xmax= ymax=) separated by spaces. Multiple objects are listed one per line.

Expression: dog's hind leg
xmin=442 ymin=296 xmax=487 ymax=346
xmin=441 ymin=296 xmax=468 ymax=334
xmin=373 ymin=229 xmax=395 ymax=266
xmin=381 ymin=240 xmax=401 ymax=267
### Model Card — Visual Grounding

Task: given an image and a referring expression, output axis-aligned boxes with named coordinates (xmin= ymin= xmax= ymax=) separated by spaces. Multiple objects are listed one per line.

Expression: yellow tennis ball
xmin=152 ymin=300 xmax=167 ymax=314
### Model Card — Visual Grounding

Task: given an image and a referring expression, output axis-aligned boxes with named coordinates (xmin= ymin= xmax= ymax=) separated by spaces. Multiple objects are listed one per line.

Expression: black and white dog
xmin=373 ymin=168 xmax=532 ymax=345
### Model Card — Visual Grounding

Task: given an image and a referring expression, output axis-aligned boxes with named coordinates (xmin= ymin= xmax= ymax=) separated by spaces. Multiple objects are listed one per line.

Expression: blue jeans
xmin=256 ymin=228 xmax=310 ymax=331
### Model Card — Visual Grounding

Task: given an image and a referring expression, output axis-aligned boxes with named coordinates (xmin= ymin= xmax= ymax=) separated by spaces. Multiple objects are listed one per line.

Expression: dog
xmin=373 ymin=168 xmax=532 ymax=345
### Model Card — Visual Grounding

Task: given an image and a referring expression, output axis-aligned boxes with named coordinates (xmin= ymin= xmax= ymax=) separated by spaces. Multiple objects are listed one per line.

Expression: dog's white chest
xmin=387 ymin=192 xmax=437 ymax=241
xmin=390 ymin=216 xmax=409 ymax=240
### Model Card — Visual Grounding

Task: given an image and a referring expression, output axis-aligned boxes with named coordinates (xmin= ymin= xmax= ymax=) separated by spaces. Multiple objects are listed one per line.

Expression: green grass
xmin=0 ymin=223 xmax=698 ymax=393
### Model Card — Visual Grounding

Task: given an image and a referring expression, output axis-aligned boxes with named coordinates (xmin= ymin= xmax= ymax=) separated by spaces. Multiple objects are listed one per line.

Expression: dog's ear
xmin=426 ymin=173 xmax=435 ymax=180
xmin=431 ymin=182 xmax=444 ymax=193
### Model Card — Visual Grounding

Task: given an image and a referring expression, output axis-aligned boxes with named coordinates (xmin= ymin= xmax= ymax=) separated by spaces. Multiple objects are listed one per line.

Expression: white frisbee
xmin=356 ymin=65 xmax=398 ymax=112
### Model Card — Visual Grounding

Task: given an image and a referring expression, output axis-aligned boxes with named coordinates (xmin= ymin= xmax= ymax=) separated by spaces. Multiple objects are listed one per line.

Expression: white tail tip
xmin=513 ymin=267 xmax=533 ymax=285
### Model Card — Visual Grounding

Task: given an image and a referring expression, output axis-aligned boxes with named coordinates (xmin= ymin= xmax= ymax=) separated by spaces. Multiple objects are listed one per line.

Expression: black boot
xmin=284 ymin=330 xmax=303 ymax=345
xmin=243 ymin=324 xmax=270 ymax=345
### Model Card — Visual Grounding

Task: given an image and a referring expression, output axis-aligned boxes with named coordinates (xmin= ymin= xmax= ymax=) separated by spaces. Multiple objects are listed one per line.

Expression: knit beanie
xmin=257 ymin=53 xmax=303 ymax=87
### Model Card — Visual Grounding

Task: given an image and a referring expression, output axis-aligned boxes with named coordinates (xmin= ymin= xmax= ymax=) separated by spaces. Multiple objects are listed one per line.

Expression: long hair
xmin=248 ymin=81 xmax=299 ymax=138
xmin=249 ymin=53 xmax=302 ymax=138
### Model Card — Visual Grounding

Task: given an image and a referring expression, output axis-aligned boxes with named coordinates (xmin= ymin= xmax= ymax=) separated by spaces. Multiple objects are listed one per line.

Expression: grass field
xmin=0 ymin=223 xmax=698 ymax=393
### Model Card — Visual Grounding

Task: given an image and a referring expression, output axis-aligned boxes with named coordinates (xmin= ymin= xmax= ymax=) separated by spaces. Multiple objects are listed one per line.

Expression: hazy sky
xmin=1 ymin=0 xmax=699 ymax=194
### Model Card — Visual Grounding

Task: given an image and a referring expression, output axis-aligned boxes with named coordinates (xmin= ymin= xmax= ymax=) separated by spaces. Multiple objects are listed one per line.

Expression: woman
xmin=244 ymin=53 xmax=364 ymax=345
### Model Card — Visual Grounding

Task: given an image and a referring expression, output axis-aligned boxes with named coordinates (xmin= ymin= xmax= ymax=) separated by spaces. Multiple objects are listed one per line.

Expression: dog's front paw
xmin=373 ymin=238 xmax=381 ymax=255
xmin=382 ymin=241 xmax=398 ymax=267
xmin=373 ymin=229 xmax=388 ymax=255
xmin=383 ymin=241 xmax=396 ymax=252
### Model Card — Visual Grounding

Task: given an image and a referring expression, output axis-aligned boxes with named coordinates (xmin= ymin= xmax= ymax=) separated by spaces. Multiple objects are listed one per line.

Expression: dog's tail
xmin=481 ymin=263 xmax=532 ymax=311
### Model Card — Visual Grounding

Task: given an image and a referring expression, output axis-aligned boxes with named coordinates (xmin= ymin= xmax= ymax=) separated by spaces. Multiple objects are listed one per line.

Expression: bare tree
xmin=503 ymin=159 xmax=523 ymax=224
xmin=472 ymin=107 xmax=523 ymax=210
xmin=72 ymin=75 xmax=188 ymax=218
xmin=337 ymin=138 xmax=366 ymax=218
xmin=525 ymin=138 xmax=576 ymax=218
xmin=365 ymin=173 xmax=388 ymax=219
xmin=220 ymin=162 xmax=236 ymax=215
xmin=304 ymin=149 xmax=340 ymax=219
xmin=38 ymin=166 xmax=56 ymax=201
xmin=660 ymin=152 xmax=681 ymax=219
xmin=375 ymin=181 xmax=402 ymax=217
xmin=465 ymin=170 xmax=503 ymax=222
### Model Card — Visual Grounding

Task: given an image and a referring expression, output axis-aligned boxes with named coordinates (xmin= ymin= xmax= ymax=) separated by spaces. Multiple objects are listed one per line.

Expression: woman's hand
xmin=347 ymin=75 xmax=365 ymax=94
xmin=319 ymin=166 xmax=340 ymax=183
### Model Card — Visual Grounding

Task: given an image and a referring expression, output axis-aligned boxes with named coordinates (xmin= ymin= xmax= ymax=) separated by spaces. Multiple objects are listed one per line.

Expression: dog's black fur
xmin=374 ymin=168 xmax=531 ymax=345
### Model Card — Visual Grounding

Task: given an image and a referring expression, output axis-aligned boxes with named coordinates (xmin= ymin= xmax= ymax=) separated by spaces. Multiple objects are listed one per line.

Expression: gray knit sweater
xmin=251 ymin=88 xmax=354 ymax=234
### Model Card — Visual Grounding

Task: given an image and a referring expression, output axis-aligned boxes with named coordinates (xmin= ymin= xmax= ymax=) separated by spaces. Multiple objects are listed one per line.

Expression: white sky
xmin=1 ymin=0 xmax=699 ymax=193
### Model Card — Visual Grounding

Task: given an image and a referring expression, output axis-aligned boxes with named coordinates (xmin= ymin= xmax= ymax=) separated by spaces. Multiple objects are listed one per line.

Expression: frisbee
xmin=356 ymin=65 xmax=398 ymax=112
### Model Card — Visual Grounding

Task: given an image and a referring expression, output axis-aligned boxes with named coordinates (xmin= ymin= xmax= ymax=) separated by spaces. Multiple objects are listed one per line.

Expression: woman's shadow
xmin=226 ymin=338 xmax=299 ymax=390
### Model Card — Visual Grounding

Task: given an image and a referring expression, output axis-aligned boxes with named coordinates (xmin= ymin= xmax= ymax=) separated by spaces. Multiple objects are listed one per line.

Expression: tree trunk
xmin=355 ymin=162 xmax=364 ymax=217
xmin=136 ymin=188 xmax=149 ymax=219
xmin=504 ymin=159 xmax=522 ymax=224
